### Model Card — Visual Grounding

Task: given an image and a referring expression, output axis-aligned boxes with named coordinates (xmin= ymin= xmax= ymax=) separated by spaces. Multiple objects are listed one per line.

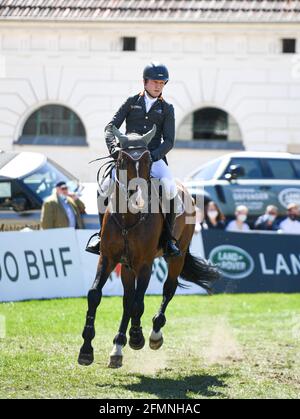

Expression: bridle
xmin=113 ymin=146 xmax=153 ymax=269
xmin=115 ymin=147 xmax=152 ymax=203
xmin=94 ymin=124 xmax=156 ymax=270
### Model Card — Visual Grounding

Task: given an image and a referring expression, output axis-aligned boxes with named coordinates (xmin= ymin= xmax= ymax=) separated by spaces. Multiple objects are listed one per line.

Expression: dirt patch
xmin=124 ymin=339 xmax=168 ymax=375
xmin=204 ymin=317 xmax=243 ymax=365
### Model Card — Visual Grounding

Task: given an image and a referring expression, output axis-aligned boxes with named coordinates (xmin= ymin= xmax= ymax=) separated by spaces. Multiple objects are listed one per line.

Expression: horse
xmin=78 ymin=125 xmax=220 ymax=368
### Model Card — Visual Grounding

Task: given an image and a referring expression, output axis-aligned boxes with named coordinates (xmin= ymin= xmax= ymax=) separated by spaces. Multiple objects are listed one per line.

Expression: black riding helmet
xmin=143 ymin=62 xmax=169 ymax=84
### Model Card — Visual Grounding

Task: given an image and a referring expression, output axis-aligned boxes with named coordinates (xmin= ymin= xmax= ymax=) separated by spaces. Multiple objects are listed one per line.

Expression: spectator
xmin=41 ymin=181 xmax=85 ymax=229
xmin=254 ymin=205 xmax=280 ymax=231
xmin=279 ymin=203 xmax=300 ymax=234
xmin=226 ymin=205 xmax=250 ymax=232
xmin=202 ymin=201 xmax=225 ymax=230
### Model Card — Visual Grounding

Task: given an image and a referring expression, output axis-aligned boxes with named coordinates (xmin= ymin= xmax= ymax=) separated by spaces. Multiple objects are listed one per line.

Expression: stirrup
xmin=85 ymin=233 xmax=101 ymax=255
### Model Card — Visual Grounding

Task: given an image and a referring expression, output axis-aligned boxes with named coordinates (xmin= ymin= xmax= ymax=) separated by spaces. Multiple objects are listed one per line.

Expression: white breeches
xmin=99 ymin=159 xmax=177 ymax=200
xmin=150 ymin=160 xmax=177 ymax=200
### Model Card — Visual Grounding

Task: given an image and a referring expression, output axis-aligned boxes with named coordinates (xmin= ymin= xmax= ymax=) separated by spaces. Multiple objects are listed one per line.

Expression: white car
xmin=184 ymin=151 xmax=300 ymax=220
xmin=0 ymin=151 xmax=98 ymax=230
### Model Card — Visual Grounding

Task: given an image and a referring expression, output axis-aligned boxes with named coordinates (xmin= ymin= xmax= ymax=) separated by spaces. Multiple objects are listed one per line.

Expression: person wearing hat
xmin=279 ymin=203 xmax=300 ymax=234
xmin=86 ymin=62 xmax=180 ymax=257
xmin=41 ymin=181 xmax=86 ymax=229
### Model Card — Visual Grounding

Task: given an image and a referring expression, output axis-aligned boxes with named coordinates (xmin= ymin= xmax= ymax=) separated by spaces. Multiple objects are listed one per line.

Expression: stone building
xmin=0 ymin=0 xmax=299 ymax=180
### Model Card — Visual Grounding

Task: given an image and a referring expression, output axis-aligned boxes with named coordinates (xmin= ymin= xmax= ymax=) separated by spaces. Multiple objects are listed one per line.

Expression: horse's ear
xmin=112 ymin=125 xmax=129 ymax=148
xmin=142 ymin=125 xmax=156 ymax=145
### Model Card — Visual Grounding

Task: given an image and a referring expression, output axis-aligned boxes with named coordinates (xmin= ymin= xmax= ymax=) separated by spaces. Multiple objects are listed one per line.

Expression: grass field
xmin=0 ymin=294 xmax=300 ymax=399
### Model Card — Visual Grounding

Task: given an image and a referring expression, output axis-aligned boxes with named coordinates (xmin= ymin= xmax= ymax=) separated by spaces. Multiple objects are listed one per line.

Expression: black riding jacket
xmin=105 ymin=92 xmax=175 ymax=162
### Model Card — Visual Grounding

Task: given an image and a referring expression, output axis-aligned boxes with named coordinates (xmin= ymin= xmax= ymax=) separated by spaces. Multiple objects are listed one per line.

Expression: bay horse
xmin=78 ymin=125 xmax=220 ymax=368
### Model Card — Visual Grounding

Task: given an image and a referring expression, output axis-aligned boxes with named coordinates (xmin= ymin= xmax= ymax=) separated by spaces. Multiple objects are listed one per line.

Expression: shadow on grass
xmin=96 ymin=373 xmax=229 ymax=399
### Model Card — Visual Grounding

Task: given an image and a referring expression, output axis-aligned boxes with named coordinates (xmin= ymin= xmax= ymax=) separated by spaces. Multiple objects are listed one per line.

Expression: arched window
xmin=176 ymin=106 xmax=243 ymax=149
xmin=18 ymin=105 xmax=87 ymax=146
xmin=193 ymin=107 xmax=228 ymax=140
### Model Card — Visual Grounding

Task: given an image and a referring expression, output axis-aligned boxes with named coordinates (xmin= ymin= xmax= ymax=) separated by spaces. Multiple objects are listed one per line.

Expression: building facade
xmin=0 ymin=1 xmax=300 ymax=180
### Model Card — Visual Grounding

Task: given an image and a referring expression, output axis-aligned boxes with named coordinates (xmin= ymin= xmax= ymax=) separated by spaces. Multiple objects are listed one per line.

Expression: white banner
xmin=0 ymin=228 xmax=84 ymax=302
xmin=76 ymin=230 xmax=206 ymax=297
xmin=0 ymin=229 xmax=206 ymax=302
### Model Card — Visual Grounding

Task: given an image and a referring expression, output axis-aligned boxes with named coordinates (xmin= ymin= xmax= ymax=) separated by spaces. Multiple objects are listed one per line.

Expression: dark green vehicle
xmin=0 ymin=151 xmax=98 ymax=231
xmin=184 ymin=152 xmax=300 ymax=222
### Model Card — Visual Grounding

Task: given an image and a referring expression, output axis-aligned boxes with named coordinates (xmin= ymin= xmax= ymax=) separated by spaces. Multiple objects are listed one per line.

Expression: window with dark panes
xmin=292 ymin=160 xmax=300 ymax=179
xmin=0 ymin=181 xmax=12 ymax=210
xmin=19 ymin=105 xmax=86 ymax=146
xmin=267 ymin=159 xmax=297 ymax=179
xmin=122 ymin=37 xmax=136 ymax=51
xmin=193 ymin=108 xmax=228 ymax=140
xmin=223 ymin=158 xmax=263 ymax=179
xmin=0 ymin=181 xmax=34 ymax=210
xmin=282 ymin=38 xmax=296 ymax=53
xmin=23 ymin=161 xmax=78 ymax=201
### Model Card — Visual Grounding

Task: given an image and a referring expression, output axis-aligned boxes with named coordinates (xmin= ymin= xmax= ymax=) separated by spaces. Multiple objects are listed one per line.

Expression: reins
xmin=111 ymin=210 xmax=150 ymax=270
xmin=89 ymin=153 xmax=117 ymax=194
xmin=112 ymin=148 xmax=152 ymax=269
xmin=91 ymin=148 xmax=152 ymax=270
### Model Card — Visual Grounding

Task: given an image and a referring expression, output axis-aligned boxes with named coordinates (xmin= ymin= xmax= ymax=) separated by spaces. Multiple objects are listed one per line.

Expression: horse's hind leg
xmin=150 ymin=255 xmax=185 ymax=350
xmin=78 ymin=255 xmax=115 ymax=366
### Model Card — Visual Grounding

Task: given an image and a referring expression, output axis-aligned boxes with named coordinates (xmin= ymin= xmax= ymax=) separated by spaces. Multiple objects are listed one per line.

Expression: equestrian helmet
xmin=143 ymin=62 xmax=169 ymax=83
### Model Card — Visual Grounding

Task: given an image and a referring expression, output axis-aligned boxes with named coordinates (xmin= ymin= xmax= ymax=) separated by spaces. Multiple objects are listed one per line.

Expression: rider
xmin=86 ymin=62 xmax=180 ymax=257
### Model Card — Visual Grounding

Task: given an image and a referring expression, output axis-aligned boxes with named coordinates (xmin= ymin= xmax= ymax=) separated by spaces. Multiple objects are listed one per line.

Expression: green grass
xmin=0 ymin=294 xmax=300 ymax=399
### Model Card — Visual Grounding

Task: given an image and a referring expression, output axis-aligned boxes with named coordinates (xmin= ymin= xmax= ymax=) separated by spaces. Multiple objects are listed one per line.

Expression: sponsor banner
xmin=0 ymin=229 xmax=206 ymax=302
xmin=209 ymin=245 xmax=255 ymax=280
xmin=76 ymin=230 xmax=206 ymax=297
xmin=75 ymin=229 xmax=99 ymax=294
xmin=2 ymin=227 xmax=300 ymax=299
xmin=202 ymin=229 xmax=300 ymax=293
xmin=0 ymin=228 xmax=85 ymax=302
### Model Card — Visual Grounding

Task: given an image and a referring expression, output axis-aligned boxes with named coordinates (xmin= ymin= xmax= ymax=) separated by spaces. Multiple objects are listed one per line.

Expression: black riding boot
xmin=85 ymin=212 xmax=104 ymax=255
xmin=164 ymin=197 xmax=181 ymax=257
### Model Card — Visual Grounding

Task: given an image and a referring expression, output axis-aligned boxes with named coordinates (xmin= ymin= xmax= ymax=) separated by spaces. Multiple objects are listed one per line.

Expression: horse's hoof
xmin=129 ymin=335 xmax=145 ymax=350
xmin=108 ymin=355 xmax=123 ymax=369
xmin=129 ymin=327 xmax=145 ymax=350
xmin=78 ymin=350 xmax=94 ymax=366
xmin=149 ymin=336 xmax=164 ymax=350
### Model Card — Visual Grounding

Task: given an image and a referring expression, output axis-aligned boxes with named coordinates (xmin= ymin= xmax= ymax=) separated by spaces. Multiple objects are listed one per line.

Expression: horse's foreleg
xmin=78 ymin=256 xmax=115 ymax=366
xmin=109 ymin=265 xmax=135 ymax=368
xmin=129 ymin=265 xmax=152 ymax=350
xmin=109 ymin=264 xmax=152 ymax=367
xmin=150 ymin=255 xmax=185 ymax=350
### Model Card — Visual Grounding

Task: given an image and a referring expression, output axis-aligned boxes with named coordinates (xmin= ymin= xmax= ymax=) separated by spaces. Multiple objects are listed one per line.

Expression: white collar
xmin=144 ymin=90 xmax=158 ymax=104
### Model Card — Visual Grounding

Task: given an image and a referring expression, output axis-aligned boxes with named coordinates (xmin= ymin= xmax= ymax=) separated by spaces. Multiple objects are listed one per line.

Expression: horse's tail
xmin=180 ymin=248 xmax=221 ymax=295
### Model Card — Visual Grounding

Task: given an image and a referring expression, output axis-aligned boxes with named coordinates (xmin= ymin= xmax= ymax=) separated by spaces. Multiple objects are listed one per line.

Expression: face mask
xmin=58 ymin=192 xmax=67 ymax=201
xmin=208 ymin=210 xmax=218 ymax=220
xmin=267 ymin=214 xmax=276 ymax=223
xmin=237 ymin=214 xmax=247 ymax=223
